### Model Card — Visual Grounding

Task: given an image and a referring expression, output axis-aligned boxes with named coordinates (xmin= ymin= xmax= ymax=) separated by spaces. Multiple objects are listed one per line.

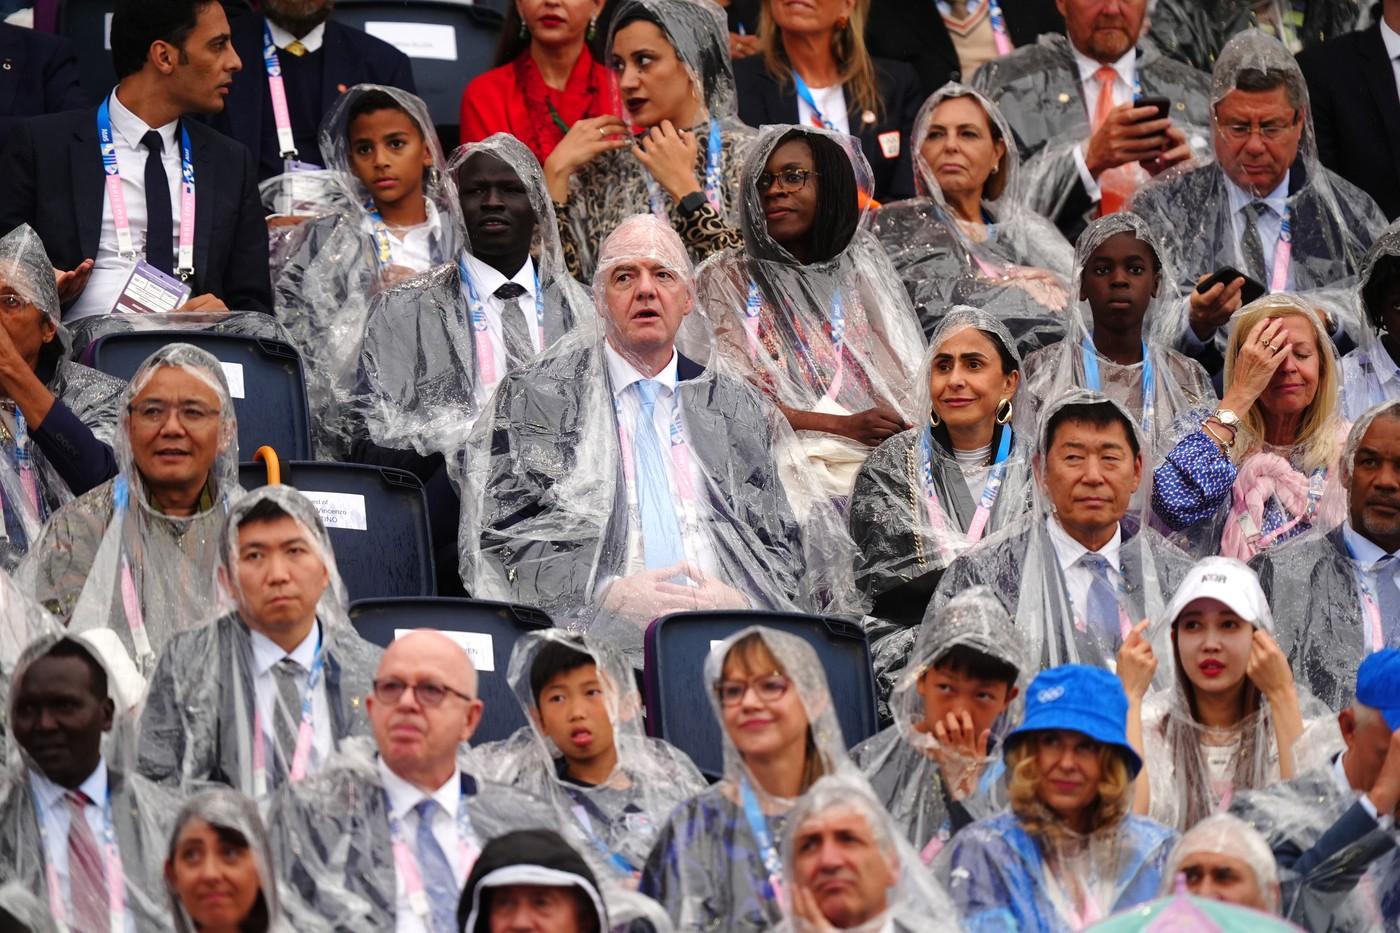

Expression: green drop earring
xmin=519 ymin=17 xmax=529 ymax=40
xmin=586 ymin=15 xmax=597 ymax=40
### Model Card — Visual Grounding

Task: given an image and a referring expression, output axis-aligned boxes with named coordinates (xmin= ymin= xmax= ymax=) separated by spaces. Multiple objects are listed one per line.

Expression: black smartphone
xmin=1134 ymin=96 xmax=1171 ymax=121
xmin=1196 ymin=266 xmax=1267 ymax=305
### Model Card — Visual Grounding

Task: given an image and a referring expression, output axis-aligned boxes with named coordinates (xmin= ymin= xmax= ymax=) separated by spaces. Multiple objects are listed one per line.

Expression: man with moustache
xmin=1253 ymin=400 xmax=1400 ymax=710
xmin=212 ymin=0 xmax=416 ymax=181
xmin=970 ymin=0 xmax=1212 ymax=241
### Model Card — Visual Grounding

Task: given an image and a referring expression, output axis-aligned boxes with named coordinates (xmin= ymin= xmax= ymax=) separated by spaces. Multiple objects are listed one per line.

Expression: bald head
xmin=368 ymin=629 xmax=484 ymax=790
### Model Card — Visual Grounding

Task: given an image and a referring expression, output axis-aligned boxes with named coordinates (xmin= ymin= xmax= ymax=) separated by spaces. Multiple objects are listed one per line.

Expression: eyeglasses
xmin=371 ymin=678 xmax=475 ymax=708
xmin=127 ymin=401 xmax=220 ymax=427
xmin=756 ymin=169 xmax=819 ymax=193
xmin=715 ymin=673 xmax=790 ymax=707
xmin=1217 ymin=113 xmax=1299 ymax=142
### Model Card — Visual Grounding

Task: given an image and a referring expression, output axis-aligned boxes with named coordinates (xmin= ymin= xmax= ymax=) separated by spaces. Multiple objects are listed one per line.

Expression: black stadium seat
xmin=88 ymin=330 xmax=314 ymax=460
xmin=240 ymin=460 xmax=436 ymax=602
xmin=642 ymin=610 xmax=880 ymax=780
xmin=331 ymin=0 xmax=506 ymax=151
xmin=348 ymin=597 xmax=553 ymax=745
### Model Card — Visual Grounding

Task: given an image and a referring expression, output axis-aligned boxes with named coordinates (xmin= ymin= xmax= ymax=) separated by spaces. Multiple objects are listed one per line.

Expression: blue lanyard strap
xmin=920 ymin=423 xmax=1013 ymax=511
xmin=1081 ymin=337 xmax=1154 ymax=436
xmin=458 ymin=256 xmax=545 ymax=342
xmin=645 ymin=119 xmax=725 ymax=217
xmin=97 ymin=97 xmax=197 ymax=277
xmin=738 ymin=778 xmax=785 ymax=902
xmin=792 ymin=72 xmax=837 ymax=130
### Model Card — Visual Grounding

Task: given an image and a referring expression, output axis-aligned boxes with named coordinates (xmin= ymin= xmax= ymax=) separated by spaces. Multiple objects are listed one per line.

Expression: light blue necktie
xmin=1081 ymin=553 xmax=1121 ymax=645
xmin=633 ymin=380 xmax=684 ymax=570
xmin=413 ymin=799 xmax=458 ymax=933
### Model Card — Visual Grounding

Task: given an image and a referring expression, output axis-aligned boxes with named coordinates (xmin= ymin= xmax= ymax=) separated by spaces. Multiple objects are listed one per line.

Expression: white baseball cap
xmin=1162 ymin=556 xmax=1274 ymax=633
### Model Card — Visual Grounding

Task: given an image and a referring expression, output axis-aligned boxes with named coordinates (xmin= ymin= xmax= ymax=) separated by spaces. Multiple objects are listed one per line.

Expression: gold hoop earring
xmin=995 ymin=398 xmax=1013 ymax=425
xmin=929 ymin=409 xmax=941 ymax=428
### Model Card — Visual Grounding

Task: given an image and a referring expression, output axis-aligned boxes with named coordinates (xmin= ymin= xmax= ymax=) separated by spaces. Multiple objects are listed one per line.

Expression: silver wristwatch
xmin=1213 ymin=408 xmax=1241 ymax=429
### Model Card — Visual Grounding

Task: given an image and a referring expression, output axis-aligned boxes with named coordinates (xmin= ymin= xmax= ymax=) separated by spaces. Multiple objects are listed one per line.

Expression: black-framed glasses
xmin=372 ymin=678 xmax=475 ymax=708
xmin=757 ymin=169 xmax=819 ymax=193
xmin=714 ymin=673 xmax=791 ymax=707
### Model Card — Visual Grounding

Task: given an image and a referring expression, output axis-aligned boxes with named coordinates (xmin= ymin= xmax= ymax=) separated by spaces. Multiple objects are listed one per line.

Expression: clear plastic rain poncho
xmin=846 ymin=309 xmax=1033 ymax=638
xmin=1250 ymin=399 xmax=1400 ymax=710
xmin=165 ymin=787 xmax=291 ymax=932
xmin=934 ymin=390 xmax=1194 ymax=672
xmin=1146 ymin=0 xmax=1361 ymax=71
xmin=0 ymin=633 xmax=183 ymax=931
xmin=1151 ymin=296 xmax=1349 ymax=562
xmin=1339 ymin=221 xmax=1400 ymax=422
xmin=1229 ymin=758 xmax=1399 ymax=932
xmin=0 ymin=568 xmax=63 ymax=772
xmin=136 ymin=485 xmax=381 ymax=799
xmin=259 ymin=168 xmax=356 ymax=281
xmin=970 ymin=31 xmax=1213 ymax=232
xmin=640 ymin=626 xmax=855 ymax=932
xmin=1159 ymin=812 xmax=1281 ymax=913
xmin=1019 ymin=213 xmax=1217 ymax=467
xmin=1138 ymin=556 xmax=1341 ymax=832
xmin=349 ymin=132 xmax=592 ymax=461
xmin=696 ymin=124 xmax=928 ymax=500
xmin=851 ymin=587 xmax=1024 ymax=861
xmin=558 ymin=0 xmax=757 ymax=282
xmin=0 ymin=882 xmax=57 ymax=933
xmin=774 ymin=773 xmax=963 ymax=933
xmin=274 ymin=84 xmax=463 ymax=458
xmin=458 ymin=214 xmax=861 ymax=665
xmin=63 ymin=309 xmax=301 ymax=370
xmin=0 ymin=225 xmax=125 ymax=568
xmin=870 ymin=83 xmax=1073 ymax=354
xmin=471 ymin=629 xmax=706 ymax=880
xmin=262 ymin=734 xmax=564 ymax=930
xmin=18 ymin=344 xmax=241 ymax=675
xmin=1129 ymin=29 xmax=1385 ymax=331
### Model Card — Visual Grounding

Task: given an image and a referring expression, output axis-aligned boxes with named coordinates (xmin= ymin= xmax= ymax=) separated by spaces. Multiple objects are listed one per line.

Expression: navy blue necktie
xmin=141 ymin=129 xmax=173 ymax=274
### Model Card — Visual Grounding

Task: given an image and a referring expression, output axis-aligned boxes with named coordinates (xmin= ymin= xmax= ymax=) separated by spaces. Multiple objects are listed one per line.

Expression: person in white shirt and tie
xmin=1 ymin=634 xmax=181 ymax=931
xmin=263 ymin=629 xmax=558 ymax=931
xmin=135 ymin=484 xmax=382 ymax=798
xmin=1130 ymin=29 xmax=1388 ymax=381
xmin=463 ymin=213 xmax=858 ymax=665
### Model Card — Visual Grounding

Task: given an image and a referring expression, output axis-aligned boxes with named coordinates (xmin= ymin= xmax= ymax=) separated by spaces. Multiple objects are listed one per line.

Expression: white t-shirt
xmin=796 ymin=83 xmax=851 ymax=136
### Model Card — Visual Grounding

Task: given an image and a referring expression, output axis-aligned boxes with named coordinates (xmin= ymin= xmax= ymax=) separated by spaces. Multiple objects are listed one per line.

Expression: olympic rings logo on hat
xmin=1036 ymin=686 xmax=1065 ymax=703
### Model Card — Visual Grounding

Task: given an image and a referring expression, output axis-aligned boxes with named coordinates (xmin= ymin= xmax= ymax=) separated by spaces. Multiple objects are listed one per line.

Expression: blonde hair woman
xmin=731 ymin=0 xmax=922 ymax=202
xmin=941 ymin=664 xmax=1176 ymax=929
xmin=1153 ymin=295 xmax=1348 ymax=560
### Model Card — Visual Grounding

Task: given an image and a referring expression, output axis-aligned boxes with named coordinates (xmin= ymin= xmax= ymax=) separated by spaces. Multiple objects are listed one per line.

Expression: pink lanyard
xmin=1270 ymin=208 xmax=1292 ymax=293
xmin=387 ymin=797 xmax=479 ymax=924
xmin=613 ymin=387 xmax=697 ymax=503
xmin=261 ymin=22 xmax=298 ymax=160
xmin=41 ymin=791 xmax=126 ymax=932
xmin=251 ymin=640 xmax=326 ymax=798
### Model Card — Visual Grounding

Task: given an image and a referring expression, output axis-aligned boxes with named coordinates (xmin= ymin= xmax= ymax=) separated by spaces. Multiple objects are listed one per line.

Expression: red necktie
xmin=1093 ymin=65 xmax=1132 ymax=216
xmin=66 ymin=790 xmax=108 ymax=932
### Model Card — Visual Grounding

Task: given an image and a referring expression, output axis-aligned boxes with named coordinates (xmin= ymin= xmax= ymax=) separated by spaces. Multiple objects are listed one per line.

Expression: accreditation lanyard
xmin=261 ymin=22 xmax=298 ymax=159
xmin=366 ymin=206 xmax=397 ymax=267
xmin=251 ymin=632 xmax=327 ymax=799
xmin=1270 ymin=208 xmax=1292 ymax=294
xmin=97 ymin=97 xmax=196 ymax=280
xmin=613 ymin=386 xmax=697 ymax=505
xmin=386 ymin=791 xmax=480 ymax=924
xmin=458 ymin=256 xmax=544 ymax=391
xmin=1081 ymin=338 xmax=1154 ymax=439
xmin=570 ymin=802 xmax=637 ymax=876
xmin=792 ymin=72 xmax=837 ymax=130
xmin=1 ymin=406 xmax=40 ymax=517
xmin=38 ymin=787 xmax=126 ymax=933
xmin=738 ymin=778 xmax=785 ymax=906
xmin=112 ymin=475 xmax=154 ymax=668
xmin=645 ymin=120 xmax=724 ymax=218
xmin=987 ymin=1 xmax=1014 ymax=55
xmin=1343 ymin=540 xmax=1391 ymax=654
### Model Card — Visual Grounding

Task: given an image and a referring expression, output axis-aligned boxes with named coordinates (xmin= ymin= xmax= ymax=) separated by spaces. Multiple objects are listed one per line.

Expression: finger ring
xmin=598 ymin=128 xmax=606 ymax=139
xmin=1262 ymin=340 xmax=1274 ymax=350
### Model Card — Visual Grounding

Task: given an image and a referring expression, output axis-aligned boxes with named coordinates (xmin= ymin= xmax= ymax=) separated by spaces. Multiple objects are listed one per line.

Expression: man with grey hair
xmin=1230 ymin=648 xmax=1400 ymax=931
xmin=1162 ymin=813 xmax=1281 ymax=913
xmin=1129 ymin=29 xmax=1385 ymax=379
xmin=1252 ymin=399 xmax=1400 ymax=709
xmin=135 ymin=485 xmax=381 ymax=796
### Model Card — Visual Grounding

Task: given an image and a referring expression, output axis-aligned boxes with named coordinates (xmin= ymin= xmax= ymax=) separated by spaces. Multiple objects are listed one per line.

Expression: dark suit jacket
xmin=0 ymin=23 xmax=84 ymax=154
xmin=0 ymin=103 xmax=272 ymax=314
xmin=1300 ymin=21 xmax=1400 ymax=221
xmin=210 ymin=13 xmax=417 ymax=181
xmin=732 ymin=55 xmax=922 ymax=202
xmin=865 ymin=0 xmax=1064 ymax=98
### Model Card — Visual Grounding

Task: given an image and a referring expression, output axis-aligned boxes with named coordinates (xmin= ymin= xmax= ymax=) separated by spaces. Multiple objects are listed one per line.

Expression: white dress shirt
xmin=1046 ymin=515 xmax=1124 ymax=629
xmin=796 ymin=82 xmax=851 ymax=136
xmin=1225 ymin=170 xmax=1291 ymax=288
xmin=249 ymin=619 xmax=333 ymax=774
xmin=362 ymin=198 xmax=445 ymax=276
xmin=29 ymin=757 xmax=136 ymax=933
xmin=603 ymin=340 xmax=720 ymax=580
xmin=1341 ymin=520 xmax=1400 ymax=651
xmin=70 ymin=90 xmax=185 ymax=321
xmin=1070 ymin=46 xmax=1138 ymax=200
xmin=460 ymin=253 xmax=542 ymax=399
xmin=266 ymin=18 xmax=327 ymax=53
xmin=1382 ymin=18 xmax=1400 ymax=110
xmin=377 ymin=757 xmax=470 ymax=933
xmin=1333 ymin=751 xmax=1394 ymax=830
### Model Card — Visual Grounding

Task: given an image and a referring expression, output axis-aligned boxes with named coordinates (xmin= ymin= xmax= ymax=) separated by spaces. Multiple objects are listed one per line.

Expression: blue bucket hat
xmin=1357 ymin=649 xmax=1400 ymax=731
xmin=1003 ymin=664 xmax=1142 ymax=778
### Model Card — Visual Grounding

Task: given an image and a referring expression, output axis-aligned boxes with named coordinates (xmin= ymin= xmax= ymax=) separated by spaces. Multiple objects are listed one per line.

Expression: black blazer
xmin=0 ymin=103 xmax=272 ymax=315
xmin=732 ymin=55 xmax=922 ymax=202
xmin=865 ymin=0 xmax=1065 ymax=98
xmin=1299 ymin=21 xmax=1400 ymax=221
xmin=210 ymin=13 xmax=417 ymax=181
xmin=0 ymin=23 xmax=85 ymax=154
